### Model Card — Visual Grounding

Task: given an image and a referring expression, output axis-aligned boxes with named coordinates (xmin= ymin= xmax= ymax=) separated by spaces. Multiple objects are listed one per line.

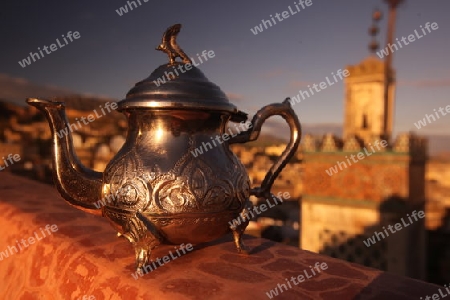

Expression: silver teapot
xmin=26 ymin=24 xmax=302 ymax=273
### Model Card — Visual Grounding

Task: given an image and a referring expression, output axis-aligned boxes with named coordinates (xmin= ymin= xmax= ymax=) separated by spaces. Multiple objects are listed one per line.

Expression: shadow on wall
xmin=316 ymin=195 xmax=441 ymax=283
xmin=427 ymin=208 xmax=450 ymax=285
xmin=257 ymin=197 xmax=300 ymax=246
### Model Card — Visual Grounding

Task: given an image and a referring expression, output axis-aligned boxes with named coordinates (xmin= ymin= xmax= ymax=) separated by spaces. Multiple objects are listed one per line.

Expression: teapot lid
xmin=118 ymin=24 xmax=247 ymax=122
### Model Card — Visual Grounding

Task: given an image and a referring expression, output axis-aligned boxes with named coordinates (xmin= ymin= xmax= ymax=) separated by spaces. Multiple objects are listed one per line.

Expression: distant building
xmin=301 ymin=55 xmax=428 ymax=281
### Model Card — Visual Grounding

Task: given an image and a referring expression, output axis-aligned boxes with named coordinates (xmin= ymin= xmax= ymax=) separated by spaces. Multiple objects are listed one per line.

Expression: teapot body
xmin=101 ymin=109 xmax=250 ymax=244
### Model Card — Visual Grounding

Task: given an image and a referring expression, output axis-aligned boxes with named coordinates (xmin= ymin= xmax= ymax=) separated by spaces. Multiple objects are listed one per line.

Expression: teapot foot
xmin=232 ymin=225 xmax=250 ymax=254
xmin=117 ymin=231 xmax=157 ymax=272
xmin=115 ymin=213 xmax=163 ymax=275
xmin=230 ymin=207 xmax=251 ymax=254
xmin=135 ymin=243 xmax=152 ymax=275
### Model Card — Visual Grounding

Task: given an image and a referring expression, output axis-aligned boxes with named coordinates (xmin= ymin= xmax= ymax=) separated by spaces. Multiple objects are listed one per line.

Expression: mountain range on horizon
xmin=0 ymin=73 xmax=113 ymax=106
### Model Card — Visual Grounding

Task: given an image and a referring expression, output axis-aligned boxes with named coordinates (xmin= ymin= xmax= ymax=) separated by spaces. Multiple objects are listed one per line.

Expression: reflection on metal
xmin=26 ymin=24 xmax=302 ymax=274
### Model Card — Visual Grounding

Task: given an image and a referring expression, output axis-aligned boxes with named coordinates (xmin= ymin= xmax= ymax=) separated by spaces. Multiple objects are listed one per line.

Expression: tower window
xmin=362 ymin=114 xmax=368 ymax=129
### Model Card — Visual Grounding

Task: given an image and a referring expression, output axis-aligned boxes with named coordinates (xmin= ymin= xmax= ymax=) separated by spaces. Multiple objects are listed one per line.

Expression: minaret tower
xmin=302 ymin=0 xmax=427 ymax=281
xmin=343 ymin=7 xmax=396 ymax=146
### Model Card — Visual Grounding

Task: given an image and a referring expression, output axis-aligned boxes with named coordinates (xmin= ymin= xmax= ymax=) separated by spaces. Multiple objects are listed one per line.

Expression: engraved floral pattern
xmin=103 ymin=138 xmax=251 ymax=215
xmin=116 ymin=177 xmax=149 ymax=212
xmin=155 ymin=176 xmax=197 ymax=213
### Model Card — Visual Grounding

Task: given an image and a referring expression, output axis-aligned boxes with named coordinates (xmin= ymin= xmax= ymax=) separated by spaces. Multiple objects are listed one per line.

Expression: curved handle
xmin=230 ymin=98 xmax=302 ymax=198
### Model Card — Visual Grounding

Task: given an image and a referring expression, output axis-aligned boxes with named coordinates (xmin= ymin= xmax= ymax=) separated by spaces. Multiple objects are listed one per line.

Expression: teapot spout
xmin=26 ymin=98 xmax=103 ymax=216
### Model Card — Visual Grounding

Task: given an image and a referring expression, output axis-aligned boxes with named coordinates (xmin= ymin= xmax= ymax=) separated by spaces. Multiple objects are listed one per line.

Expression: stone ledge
xmin=0 ymin=173 xmax=442 ymax=299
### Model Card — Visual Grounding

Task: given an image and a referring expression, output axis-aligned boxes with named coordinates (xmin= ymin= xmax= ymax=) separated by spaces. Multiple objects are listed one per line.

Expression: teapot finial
xmin=156 ymin=24 xmax=192 ymax=65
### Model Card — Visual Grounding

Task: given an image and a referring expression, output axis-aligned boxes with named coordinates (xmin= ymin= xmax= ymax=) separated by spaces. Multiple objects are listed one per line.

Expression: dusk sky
xmin=1 ymin=0 xmax=449 ymax=137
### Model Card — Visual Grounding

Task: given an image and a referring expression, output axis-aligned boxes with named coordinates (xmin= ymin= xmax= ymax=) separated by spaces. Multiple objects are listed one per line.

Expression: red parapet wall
xmin=0 ymin=173 xmax=442 ymax=299
xmin=303 ymin=152 xmax=410 ymax=202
